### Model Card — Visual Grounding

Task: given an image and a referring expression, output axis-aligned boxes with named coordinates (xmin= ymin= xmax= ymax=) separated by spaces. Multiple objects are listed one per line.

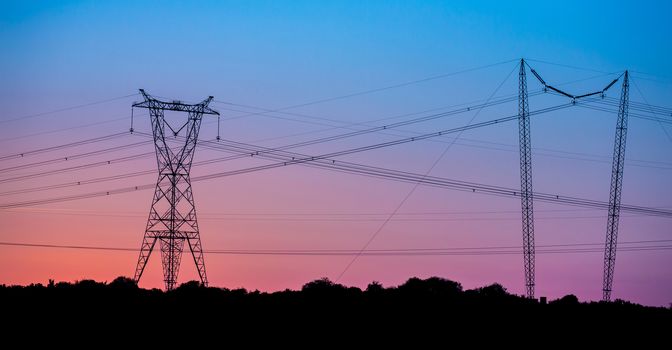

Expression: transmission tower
xmin=603 ymin=71 xmax=629 ymax=301
xmin=132 ymin=89 xmax=219 ymax=290
xmin=518 ymin=59 xmax=535 ymax=299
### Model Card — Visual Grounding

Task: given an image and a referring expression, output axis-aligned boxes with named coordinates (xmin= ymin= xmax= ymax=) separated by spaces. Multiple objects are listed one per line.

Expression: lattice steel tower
xmin=603 ymin=71 xmax=629 ymax=301
xmin=132 ymin=89 xmax=219 ymax=290
xmin=518 ymin=59 xmax=535 ymax=299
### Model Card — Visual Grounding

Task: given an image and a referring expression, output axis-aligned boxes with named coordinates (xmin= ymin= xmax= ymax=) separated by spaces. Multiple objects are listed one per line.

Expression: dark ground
xmin=1 ymin=276 xmax=669 ymax=340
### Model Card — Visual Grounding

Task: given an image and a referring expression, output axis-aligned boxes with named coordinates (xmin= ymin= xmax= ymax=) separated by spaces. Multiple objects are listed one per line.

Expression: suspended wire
xmin=541 ymin=90 xmax=672 ymax=124
xmin=3 ymin=139 xmax=669 ymax=218
xmin=0 ymin=132 xmax=129 ymax=161
xmin=607 ymin=97 xmax=672 ymax=115
xmin=0 ymin=240 xmax=670 ymax=256
xmin=215 ymin=92 xmax=523 ymax=128
xmin=204 ymin=104 xmax=571 ymax=163
xmin=2 ymin=65 xmax=669 ymax=218
xmin=0 ymin=149 xmax=154 ymax=185
xmin=576 ymin=103 xmax=672 ymax=125
xmin=5 ymin=78 xmax=670 ymax=179
xmin=525 ymin=58 xmax=614 ymax=75
xmin=591 ymin=97 xmax=672 ymax=119
xmin=629 ymin=74 xmax=672 ymax=85
xmin=222 ymin=95 xmax=524 ymax=151
xmin=215 ymin=59 xmax=519 ymax=122
xmin=0 ymin=62 xmax=631 ymax=146
xmin=0 ymin=209 xmax=657 ymax=222
xmin=2 ymin=101 xmax=670 ymax=217
xmin=0 ymin=104 xmax=578 ymax=209
xmin=336 ymin=62 xmax=518 ymax=281
xmin=0 ymin=116 xmax=132 ymax=144
xmin=0 ymin=207 xmax=620 ymax=216
xmin=4 ymin=99 xmax=671 ymax=218
xmin=1 ymin=60 xmax=515 ymax=143
xmin=3 ymin=106 xmax=670 ymax=196
xmin=630 ymin=70 xmax=672 ymax=79
xmin=0 ymin=89 xmax=524 ymax=170
xmin=630 ymin=77 xmax=672 ymax=143
xmin=0 ymin=139 xmax=153 ymax=174
xmin=0 ymin=93 xmax=138 ymax=124
xmin=193 ymin=109 xmax=672 ymax=217
xmin=0 ymin=93 xmax=529 ymax=181
xmin=211 ymin=71 xmax=624 ymax=149
xmin=214 ymin=81 xmax=669 ymax=170
xmin=0 ymin=92 xmax=527 ymax=183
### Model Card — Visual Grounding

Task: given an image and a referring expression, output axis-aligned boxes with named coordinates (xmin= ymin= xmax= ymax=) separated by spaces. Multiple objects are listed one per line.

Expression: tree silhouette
xmin=475 ymin=283 xmax=509 ymax=298
xmin=366 ymin=281 xmax=384 ymax=293
xmin=302 ymin=277 xmax=346 ymax=295
xmin=108 ymin=276 xmax=138 ymax=289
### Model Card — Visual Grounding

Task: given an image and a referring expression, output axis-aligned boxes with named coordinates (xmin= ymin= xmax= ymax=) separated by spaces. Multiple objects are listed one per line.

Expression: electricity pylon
xmin=603 ymin=71 xmax=629 ymax=301
xmin=132 ymin=89 xmax=219 ymax=290
xmin=518 ymin=59 xmax=535 ymax=299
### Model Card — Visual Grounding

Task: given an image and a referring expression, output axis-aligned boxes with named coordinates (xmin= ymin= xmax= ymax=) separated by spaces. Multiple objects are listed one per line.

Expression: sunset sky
xmin=1 ymin=0 xmax=671 ymax=306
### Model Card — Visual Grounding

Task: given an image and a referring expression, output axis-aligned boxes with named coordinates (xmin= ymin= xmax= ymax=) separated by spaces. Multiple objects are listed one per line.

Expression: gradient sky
xmin=1 ymin=0 xmax=671 ymax=306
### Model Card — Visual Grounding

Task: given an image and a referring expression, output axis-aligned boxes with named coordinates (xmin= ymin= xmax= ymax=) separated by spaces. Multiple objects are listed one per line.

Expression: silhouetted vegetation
xmin=1 ymin=276 xmax=669 ymax=334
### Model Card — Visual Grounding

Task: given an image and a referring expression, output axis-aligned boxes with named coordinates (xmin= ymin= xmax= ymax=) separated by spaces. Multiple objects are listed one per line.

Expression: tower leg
xmin=187 ymin=238 xmax=208 ymax=286
xmin=134 ymin=235 xmax=157 ymax=282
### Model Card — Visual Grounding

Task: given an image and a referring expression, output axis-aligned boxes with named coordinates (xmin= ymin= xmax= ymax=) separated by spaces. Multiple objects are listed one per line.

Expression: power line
xmin=0 ymin=132 xmax=129 ymax=161
xmin=214 ymin=59 xmax=518 ymax=122
xmin=576 ymin=103 xmax=672 ymax=125
xmin=525 ymin=58 xmax=614 ymax=75
xmin=336 ymin=62 xmax=518 ymax=281
xmin=0 ymin=93 xmax=138 ymax=124
xmin=0 ymin=60 xmax=513 ymax=143
xmin=0 ymin=240 xmax=670 ymax=256
xmin=2 ymin=102 xmax=670 ymax=218
xmin=630 ymin=77 xmax=672 ymax=143
xmin=4 ymin=83 xmax=669 ymax=180
xmin=0 ymin=206 xmax=638 ymax=216
xmin=0 ymin=93 xmax=526 ymax=186
xmin=0 ymin=115 xmax=133 ymax=144
xmin=0 ymin=139 xmax=152 ymax=174
xmin=0 ymin=105 xmax=560 ymax=206
xmin=0 ymin=92 xmax=522 ymax=179
xmin=211 ymin=70 xmax=623 ymax=146
xmin=0 ymin=206 xmax=658 ymax=222
xmin=1 ymin=79 xmax=668 ymax=220
xmin=214 ymin=91 xmax=523 ymax=129
xmin=0 ymin=149 xmax=154 ymax=185
xmin=541 ymin=90 xmax=672 ymax=124
xmin=3 ymin=111 xmax=669 ymax=197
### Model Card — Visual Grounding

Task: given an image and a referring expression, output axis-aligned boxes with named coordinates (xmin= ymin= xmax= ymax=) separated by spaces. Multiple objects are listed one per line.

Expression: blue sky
xmin=2 ymin=0 xmax=670 ymax=104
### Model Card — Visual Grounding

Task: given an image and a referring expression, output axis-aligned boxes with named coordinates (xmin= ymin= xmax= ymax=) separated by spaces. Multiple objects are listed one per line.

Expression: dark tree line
xmin=1 ymin=276 xmax=669 ymax=336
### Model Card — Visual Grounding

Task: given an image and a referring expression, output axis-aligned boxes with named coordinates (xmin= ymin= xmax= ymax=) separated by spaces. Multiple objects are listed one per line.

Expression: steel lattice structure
xmin=518 ymin=59 xmax=535 ymax=299
xmin=603 ymin=71 xmax=629 ymax=301
xmin=132 ymin=89 xmax=219 ymax=290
